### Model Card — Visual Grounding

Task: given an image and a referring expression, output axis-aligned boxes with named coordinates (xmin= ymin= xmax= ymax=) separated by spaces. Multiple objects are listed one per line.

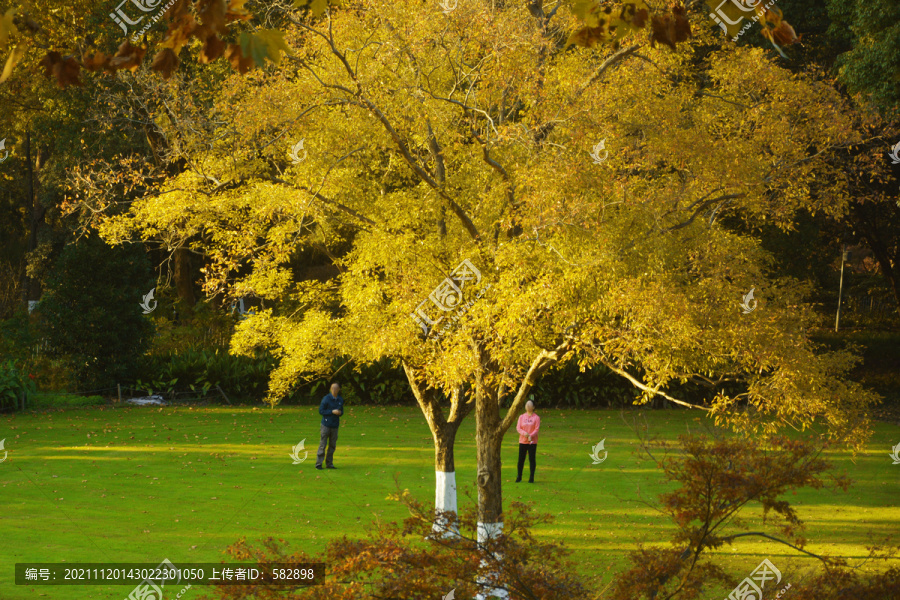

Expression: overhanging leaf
xmin=239 ymin=31 xmax=266 ymax=67
xmin=240 ymin=29 xmax=291 ymax=67
xmin=293 ymin=0 xmax=336 ymax=16
xmin=225 ymin=42 xmax=254 ymax=73
xmin=0 ymin=8 xmax=17 ymax=47
xmin=0 ymin=44 xmax=26 ymax=83
xmin=255 ymin=29 xmax=292 ymax=65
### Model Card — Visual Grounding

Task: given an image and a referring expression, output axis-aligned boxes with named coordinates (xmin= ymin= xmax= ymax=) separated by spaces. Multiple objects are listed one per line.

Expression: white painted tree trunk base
xmin=475 ymin=521 xmax=509 ymax=600
xmin=431 ymin=470 xmax=460 ymax=538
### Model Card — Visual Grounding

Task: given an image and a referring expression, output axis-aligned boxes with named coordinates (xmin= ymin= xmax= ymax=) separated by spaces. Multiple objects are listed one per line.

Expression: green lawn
xmin=1 ymin=405 xmax=898 ymax=599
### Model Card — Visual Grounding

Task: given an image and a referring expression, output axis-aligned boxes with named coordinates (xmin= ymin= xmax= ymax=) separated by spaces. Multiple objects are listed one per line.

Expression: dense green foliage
xmin=26 ymin=392 xmax=105 ymax=409
xmin=139 ymin=347 xmax=275 ymax=400
xmin=37 ymin=234 xmax=154 ymax=391
xmin=0 ymin=359 xmax=34 ymax=411
xmin=827 ymin=0 xmax=900 ymax=113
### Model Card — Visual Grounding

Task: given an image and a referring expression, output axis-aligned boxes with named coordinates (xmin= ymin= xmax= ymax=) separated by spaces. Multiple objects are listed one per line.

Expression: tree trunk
xmin=474 ymin=430 xmax=508 ymax=600
xmin=851 ymin=201 xmax=900 ymax=320
xmin=474 ymin=341 xmax=568 ymax=527
xmin=403 ymin=362 xmax=472 ymax=537
xmin=470 ymin=338 xmax=572 ymax=600
xmin=174 ymin=245 xmax=196 ymax=309
xmin=474 ymin=347 xmax=508 ymax=600
xmin=475 ymin=393 xmax=504 ymax=529
xmin=433 ymin=421 xmax=461 ymax=537
xmin=23 ymin=130 xmax=45 ymax=310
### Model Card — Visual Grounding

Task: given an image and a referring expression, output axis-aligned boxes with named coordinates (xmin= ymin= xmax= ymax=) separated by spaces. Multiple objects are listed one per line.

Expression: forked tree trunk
xmin=174 ymin=245 xmax=196 ymax=309
xmin=403 ymin=362 xmax=471 ymax=537
xmin=471 ymin=340 xmax=572 ymax=599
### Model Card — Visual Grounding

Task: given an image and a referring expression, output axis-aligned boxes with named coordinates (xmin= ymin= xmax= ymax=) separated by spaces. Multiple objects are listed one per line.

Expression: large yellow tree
xmin=86 ymin=1 xmax=875 ymax=596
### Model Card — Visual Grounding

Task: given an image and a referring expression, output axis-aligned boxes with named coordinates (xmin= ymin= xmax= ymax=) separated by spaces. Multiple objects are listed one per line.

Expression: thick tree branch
xmin=270 ymin=177 xmax=376 ymax=227
xmin=500 ymin=339 xmax=573 ymax=434
xmin=596 ymin=355 xmax=711 ymax=411
xmin=446 ymin=384 xmax=473 ymax=424
xmin=576 ymin=43 xmax=641 ymax=100
xmin=535 ymin=44 xmax=641 ymax=143
xmin=661 ymin=193 xmax=746 ymax=233
xmin=402 ymin=361 xmax=446 ymax=434
xmin=719 ymin=532 xmax=830 ymax=562
xmin=426 ymin=121 xmax=446 ymax=184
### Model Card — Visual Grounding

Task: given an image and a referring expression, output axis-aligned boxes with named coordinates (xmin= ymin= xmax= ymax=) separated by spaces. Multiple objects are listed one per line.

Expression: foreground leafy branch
xmin=0 ymin=0 xmax=801 ymax=88
xmin=204 ymin=434 xmax=898 ymax=600
xmin=211 ymin=488 xmax=593 ymax=600
xmin=610 ymin=434 xmax=850 ymax=600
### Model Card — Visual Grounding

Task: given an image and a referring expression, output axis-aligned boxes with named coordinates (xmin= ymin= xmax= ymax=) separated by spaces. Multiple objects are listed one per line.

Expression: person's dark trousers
xmin=316 ymin=425 xmax=339 ymax=468
xmin=517 ymin=443 xmax=537 ymax=482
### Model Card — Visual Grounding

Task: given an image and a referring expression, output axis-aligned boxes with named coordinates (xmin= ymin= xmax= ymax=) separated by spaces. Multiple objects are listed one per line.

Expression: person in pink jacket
xmin=515 ymin=400 xmax=541 ymax=483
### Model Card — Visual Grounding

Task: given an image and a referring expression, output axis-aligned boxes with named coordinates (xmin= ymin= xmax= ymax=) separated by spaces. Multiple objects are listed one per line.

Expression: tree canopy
xmin=92 ymin=0 xmax=875 ymax=437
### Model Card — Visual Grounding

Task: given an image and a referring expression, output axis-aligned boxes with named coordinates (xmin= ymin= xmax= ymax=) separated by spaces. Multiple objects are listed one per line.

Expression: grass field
xmin=2 ymin=404 xmax=898 ymax=599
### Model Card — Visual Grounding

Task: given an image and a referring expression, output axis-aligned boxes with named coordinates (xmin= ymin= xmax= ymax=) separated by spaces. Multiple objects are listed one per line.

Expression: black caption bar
xmin=15 ymin=563 xmax=326 ymax=585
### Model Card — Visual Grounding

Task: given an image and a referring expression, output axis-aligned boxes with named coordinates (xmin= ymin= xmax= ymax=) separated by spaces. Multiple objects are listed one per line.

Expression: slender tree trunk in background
xmin=174 ymin=245 xmax=196 ymax=309
xmin=21 ymin=129 xmax=32 ymax=306
xmin=866 ymin=236 xmax=900 ymax=320
xmin=23 ymin=129 xmax=45 ymax=311
xmin=853 ymin=201 xmax=900 ymax=320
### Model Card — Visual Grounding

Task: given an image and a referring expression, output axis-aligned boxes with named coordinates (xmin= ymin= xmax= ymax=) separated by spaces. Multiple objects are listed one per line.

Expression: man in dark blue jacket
xmin=316 ymin=382 xmax=344 ymax=469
